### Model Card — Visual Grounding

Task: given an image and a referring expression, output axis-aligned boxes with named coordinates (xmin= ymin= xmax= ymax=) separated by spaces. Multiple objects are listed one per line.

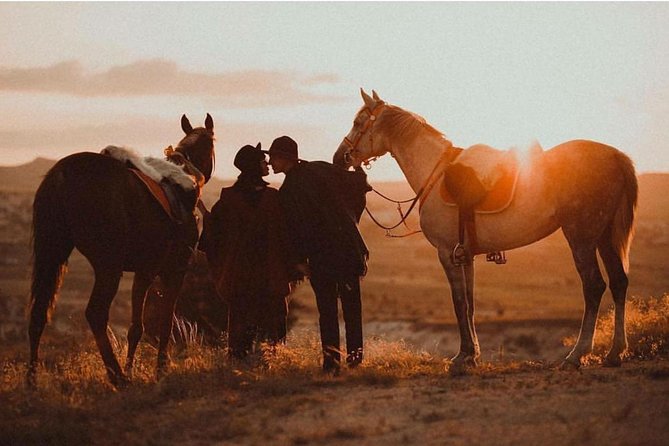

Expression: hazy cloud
xmin=0 ymin=59 xmax=344 ymax=107
xmin=0 ymin=116 xmax=336 ymax=178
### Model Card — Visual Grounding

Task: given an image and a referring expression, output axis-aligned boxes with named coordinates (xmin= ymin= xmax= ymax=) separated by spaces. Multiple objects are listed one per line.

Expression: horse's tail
xmin=29 ymin=166 xmax=73 ymax=323
xmin=611 ymin=151 xmax=638 ymax=273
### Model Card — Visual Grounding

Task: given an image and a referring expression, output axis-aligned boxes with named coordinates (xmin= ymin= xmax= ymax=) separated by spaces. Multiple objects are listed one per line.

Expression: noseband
xmin=342 ymin=103 xmax=386 ymax=167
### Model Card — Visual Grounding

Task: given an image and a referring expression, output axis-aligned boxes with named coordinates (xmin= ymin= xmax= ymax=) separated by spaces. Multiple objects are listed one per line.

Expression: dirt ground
xmin=151 ymin=360 xmax=669 ymax=446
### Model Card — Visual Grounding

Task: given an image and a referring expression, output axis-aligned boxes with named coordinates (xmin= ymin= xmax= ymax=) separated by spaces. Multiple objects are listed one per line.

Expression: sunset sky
xmin=1 ymin=2 xmax=668 ymax=181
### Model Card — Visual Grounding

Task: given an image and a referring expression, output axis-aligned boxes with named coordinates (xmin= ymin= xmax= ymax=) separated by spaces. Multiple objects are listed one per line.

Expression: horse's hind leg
xmin=598 ymin=232 xmax=629 ymax=366
xmin=125 ymin=272 xmax=153 ymax=378
xmin=562 ymin=241 xmax=606 ymax=368
xmin=86 ymin=268 xmax=128 ymax=387
xmin=439 ymin=248 xmax=480 ymax=373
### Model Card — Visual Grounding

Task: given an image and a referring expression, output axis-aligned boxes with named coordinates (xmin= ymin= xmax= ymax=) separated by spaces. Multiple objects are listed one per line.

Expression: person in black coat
xmin=200 ymin=143 xmax=294 ymax=359
xmin=265 ymin=136 xmax=371 ymax=373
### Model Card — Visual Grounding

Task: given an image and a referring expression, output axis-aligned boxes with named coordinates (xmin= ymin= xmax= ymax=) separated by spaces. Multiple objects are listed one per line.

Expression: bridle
xmin=341 ymin=103 xmax=387 ymax=168
xmin=341 ymin=102 xmax=455 ymax=237
xmin=164 ymin=145 xmax=209 ymax=215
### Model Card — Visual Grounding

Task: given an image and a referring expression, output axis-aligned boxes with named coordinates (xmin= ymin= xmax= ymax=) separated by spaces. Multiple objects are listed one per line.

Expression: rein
xmin=365 ymin=151 xmax=453 ymax=237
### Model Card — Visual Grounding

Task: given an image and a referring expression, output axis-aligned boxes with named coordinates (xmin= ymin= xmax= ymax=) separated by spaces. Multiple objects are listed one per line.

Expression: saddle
xmin=101 ymin=145 xmax=198 ymax=224
xmin=439 ymin=149 xmax=519 ymax=214
xmin=438 ymin=145 xmax=523 ymax=266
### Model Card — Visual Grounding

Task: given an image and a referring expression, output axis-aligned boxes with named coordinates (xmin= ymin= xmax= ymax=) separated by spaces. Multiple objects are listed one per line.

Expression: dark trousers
xmin=227 ymin=293 xmax=287 ymax=359
xmin=310 ymin=273 xmax=363 ymax=368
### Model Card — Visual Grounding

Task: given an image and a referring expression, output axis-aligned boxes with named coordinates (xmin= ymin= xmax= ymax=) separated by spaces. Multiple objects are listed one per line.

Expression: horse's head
xmin=173 ymin=114 xmax=216 ymax=183
xmin=333 ymin=89 xmax=390 ymax=168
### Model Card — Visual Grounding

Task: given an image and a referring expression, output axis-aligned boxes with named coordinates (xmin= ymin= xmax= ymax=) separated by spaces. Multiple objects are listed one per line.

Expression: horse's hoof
xmin=26 ymin=373 xmax=37 ymax=390
xmin=558 ymin=358 xmax=581 ymax=371
xmin=156 ymin=366 xmax=170 ymax=381
xmin=603 ymin=355 xmax=622 ymax=368
xmin=448 ymin=355 xmax=478 ymax=376
xmin=110 ymin=373 xmax=131 ymax=389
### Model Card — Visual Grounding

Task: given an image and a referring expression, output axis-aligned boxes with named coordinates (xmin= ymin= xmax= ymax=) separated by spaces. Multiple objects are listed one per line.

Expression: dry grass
xmin=562 ymin=293 xmax=669 ymax=362
xmin=2 ymin=296 xmax=669 ymax=445
xmin=3 ymin=294 xmax=667 ymax=396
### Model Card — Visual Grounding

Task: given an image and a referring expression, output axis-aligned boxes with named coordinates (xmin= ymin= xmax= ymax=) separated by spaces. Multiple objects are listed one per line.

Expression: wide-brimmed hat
xmin=233 ymin=142 xmax=265 ymax=173
xmin=264 ymin=135 xmax=299 ymax=161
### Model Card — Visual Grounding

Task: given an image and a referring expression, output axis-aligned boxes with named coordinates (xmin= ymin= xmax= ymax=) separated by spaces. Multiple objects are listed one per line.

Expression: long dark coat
xmin=279 ymin=161 xmax=370 ymax=279
xmin=200 ymin=185 xmax=292 ymax=331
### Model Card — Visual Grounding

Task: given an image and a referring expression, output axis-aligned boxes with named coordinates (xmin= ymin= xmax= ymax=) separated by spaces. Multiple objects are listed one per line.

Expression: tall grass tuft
xmin=594 ymin=294 xmax=669 ymax=359
xmin=563 ymin=294 xmax=669 ymax=360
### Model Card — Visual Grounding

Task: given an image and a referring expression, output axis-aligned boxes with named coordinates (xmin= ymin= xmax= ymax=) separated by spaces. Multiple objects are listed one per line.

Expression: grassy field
xmin=1 ymin=296 xmax=668 ymax=445
xmin=1 ymin=161 xmax=668 ymax=444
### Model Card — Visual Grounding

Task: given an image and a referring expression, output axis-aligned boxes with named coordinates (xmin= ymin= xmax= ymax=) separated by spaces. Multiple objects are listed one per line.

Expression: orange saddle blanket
xmin=439 ymin=161 xmax=519 ymax=214
xmin=130 ymin=169 xmax=176 ymax=221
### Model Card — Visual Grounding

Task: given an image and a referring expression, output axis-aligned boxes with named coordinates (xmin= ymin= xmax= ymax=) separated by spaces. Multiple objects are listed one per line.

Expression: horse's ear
xmin=360 ymin=88 xmax=375 ymax=109
xmin=181 ymin=115 xmax=194 ymax=134
xmin=205 ymin=113 xmax=214 ymax=132
xmin=372 ymin=90 xmax=381 ymax=101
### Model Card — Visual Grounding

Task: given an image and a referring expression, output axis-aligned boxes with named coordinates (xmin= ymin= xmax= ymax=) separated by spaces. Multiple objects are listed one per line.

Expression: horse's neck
xmin=390 ymin=133 xmax=451 ymax=193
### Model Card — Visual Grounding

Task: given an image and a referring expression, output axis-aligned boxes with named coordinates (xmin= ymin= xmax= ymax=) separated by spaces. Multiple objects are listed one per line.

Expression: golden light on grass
xmin=562 ymin=293 xmax=669 ymax=362
xmin=1 ymin=295 xmax=668 ymax=444
xmin=2 ymin=294 xmax=667 ymax=400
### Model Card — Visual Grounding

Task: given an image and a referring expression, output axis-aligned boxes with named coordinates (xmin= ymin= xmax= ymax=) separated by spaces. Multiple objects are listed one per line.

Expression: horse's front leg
xmin=155 ymin=270 xmax=185 ymax=380
xmin=125 ymin=271 xmax=153 ymax=378
xmin=438 ymin=248 xmax=480 ymax=374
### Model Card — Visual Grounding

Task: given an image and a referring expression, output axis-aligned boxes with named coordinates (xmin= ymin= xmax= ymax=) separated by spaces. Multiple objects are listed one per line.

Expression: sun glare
xmin=512 ymin=139 xmax=544 ymax=175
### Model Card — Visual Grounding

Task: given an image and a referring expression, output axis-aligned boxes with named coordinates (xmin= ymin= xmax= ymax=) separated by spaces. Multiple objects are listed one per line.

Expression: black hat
xmin=264 ymin=135 xmax=299 ymax=160
xmin=233 ymin=142 xmax=265 ymax=173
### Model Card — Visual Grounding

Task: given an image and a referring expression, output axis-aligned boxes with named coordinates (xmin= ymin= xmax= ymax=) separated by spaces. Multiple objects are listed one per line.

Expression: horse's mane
xmin=375 ymin=104 xmax=447 ymax=146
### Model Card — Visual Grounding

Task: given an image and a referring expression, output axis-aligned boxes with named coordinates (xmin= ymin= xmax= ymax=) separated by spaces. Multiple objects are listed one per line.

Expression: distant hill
xmin=1 ymin=157 xmax=668 ymax=219
xmin=0 ymin=158 xmax=56 ymax=192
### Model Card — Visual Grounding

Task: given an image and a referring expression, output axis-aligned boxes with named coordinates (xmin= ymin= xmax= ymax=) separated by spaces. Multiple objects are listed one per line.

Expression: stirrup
xmin=451 ymin=243 xmax=470 ymax=267
xmin=486 ymin=251 xmax=507 ymax=264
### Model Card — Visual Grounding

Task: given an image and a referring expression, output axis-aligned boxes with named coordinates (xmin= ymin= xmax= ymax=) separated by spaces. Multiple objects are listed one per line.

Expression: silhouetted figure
xmin=200 ymin=143 xmax=293 ymax=359
xmin=266 ymin=136 xmax=370 ymax=373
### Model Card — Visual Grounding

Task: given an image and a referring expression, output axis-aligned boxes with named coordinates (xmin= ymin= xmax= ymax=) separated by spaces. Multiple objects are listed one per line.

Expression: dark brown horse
xmin=28 ymin=114 xmax=215 ymax=387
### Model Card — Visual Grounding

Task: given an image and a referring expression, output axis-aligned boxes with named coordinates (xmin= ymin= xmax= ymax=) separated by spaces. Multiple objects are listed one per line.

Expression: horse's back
xmin=542 ymin=139 xmax=635 ymax=184
xmin=49 ymin=151 xmax=132 ymax=185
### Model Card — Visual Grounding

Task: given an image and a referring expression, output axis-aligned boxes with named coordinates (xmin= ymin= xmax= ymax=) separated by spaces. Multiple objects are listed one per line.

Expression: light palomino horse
xmin=333 ymin=89 xmax=637 ymax=373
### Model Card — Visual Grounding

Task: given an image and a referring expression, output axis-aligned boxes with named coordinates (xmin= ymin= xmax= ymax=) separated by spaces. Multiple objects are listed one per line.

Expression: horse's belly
xmin=419 ymin=178 xmax=560 ymax=252
xmin=476 ymin=215 xmax=559 ymax=252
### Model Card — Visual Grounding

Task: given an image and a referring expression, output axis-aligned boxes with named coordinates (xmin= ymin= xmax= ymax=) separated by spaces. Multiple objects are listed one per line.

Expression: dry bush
xmin=563 ymin=294 xmax=669 ymax=361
